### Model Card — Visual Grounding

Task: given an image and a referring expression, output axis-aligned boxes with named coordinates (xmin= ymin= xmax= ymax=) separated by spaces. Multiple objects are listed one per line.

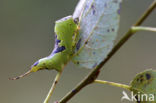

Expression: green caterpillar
xmin=10 ymin=16 xmax=79 ymax=80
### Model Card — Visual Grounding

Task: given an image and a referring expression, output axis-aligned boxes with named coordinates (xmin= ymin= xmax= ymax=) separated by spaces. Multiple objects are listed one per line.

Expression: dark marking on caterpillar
xmin=74 ymin=18 xmax=79 ymax=24
xmin=145 ymin=73 xmax=151 ymax=80
xmin=53 ymin=34 xmax=65 ymax=54
xmin=69 ymin=23 xmax=72 ymax=26
xmin=55 ymin=34 xmax=57 ymax=38
xmin=55 ymin=34 xmax=61 ymax=45
xmin=76 ymin=38 xmax=81 ymax=51
xmin=53 ymin=46 xmax=66 ymax=53
xmin=33 ymin=61 xmax=39 ymax=66
xmin=56 ymin=39 xmax=61 ymax=45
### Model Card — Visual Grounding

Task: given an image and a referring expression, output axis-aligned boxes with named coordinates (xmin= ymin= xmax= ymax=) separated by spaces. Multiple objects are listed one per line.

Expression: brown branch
xmin=59 ymin=0 xmax=156 ymax=103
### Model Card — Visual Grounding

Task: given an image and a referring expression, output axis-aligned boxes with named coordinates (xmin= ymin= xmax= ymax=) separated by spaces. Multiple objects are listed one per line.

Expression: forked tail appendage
xmin=9 ymin=69 xmax=32 ymax=80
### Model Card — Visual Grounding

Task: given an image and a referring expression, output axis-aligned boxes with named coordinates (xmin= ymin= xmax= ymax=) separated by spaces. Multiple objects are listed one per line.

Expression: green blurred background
xmin=1 ymin=0 xmax=156 ymax=103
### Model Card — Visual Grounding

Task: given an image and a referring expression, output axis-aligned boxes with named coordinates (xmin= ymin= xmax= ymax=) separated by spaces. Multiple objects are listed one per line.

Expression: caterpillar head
xmin=31 ymin=58 xmax=48 ymax=72
xmin=9 ymin=58 xmax=48 ymax=80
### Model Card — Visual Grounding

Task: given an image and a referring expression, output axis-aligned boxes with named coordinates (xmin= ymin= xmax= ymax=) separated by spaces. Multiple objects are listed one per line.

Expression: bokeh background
xmin=1 ymin=0 xmax=156 ymax=103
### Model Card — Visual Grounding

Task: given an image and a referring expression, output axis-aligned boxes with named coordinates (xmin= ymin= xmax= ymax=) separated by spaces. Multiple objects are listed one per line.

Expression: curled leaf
xmin=72 ymin=0 xmax=122 ymax=69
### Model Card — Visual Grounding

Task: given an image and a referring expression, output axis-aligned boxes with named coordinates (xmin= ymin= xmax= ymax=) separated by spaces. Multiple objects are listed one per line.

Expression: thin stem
xmin=94 ymin=80 xmax=131 ymax=90
xmin=134 ymin=0 xmax=156 ymax=26
xmin=59 ymin=1 xmax=156 ymax=103
xmin=43 ymin=72 xmax=62 ymax=103
xmin=131 ymin=26 xmax=156 ymax=33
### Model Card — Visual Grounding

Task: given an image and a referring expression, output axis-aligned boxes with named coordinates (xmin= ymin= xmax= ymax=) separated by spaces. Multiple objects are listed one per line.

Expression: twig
xmin=44 ymin=72 xmax=62 ymax=103
xmin=59 ymin=1 xmax=156 ymax=103
xmin=94 ymin=80 xmax=131 ymax=90
xmin=131 ymin=26 xmax=156 ymax=33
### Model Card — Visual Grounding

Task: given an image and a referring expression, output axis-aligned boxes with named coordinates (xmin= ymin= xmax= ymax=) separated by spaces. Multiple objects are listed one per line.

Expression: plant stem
xmin=43 ymin=72 xmax=62 ymax=103
xmin=131 ymin=26 xmax=156 ymax=33
xmin=134 ymin=0 xmax=156 ymax=26
xmin=59 ymin=1 xmax=156 ymax=103
xmin=94 ymin=80 xmax=131 ymax=90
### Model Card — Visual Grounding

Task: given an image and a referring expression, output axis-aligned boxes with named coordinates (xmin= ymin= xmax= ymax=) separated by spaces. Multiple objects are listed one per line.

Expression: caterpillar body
xmin=10 ymin=16 xmax=79 ymax=80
